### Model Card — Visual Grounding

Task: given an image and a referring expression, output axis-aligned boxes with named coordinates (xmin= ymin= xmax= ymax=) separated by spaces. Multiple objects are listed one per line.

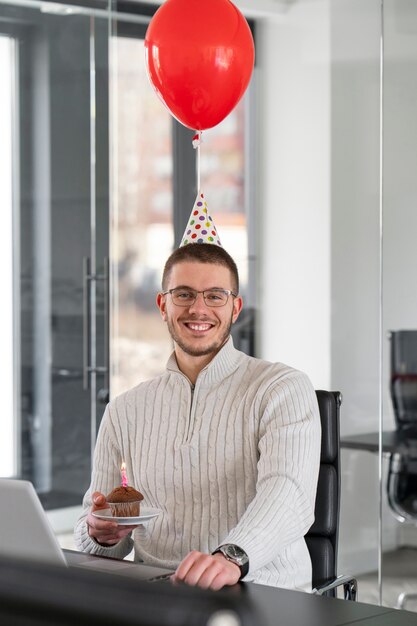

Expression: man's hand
xmin=172 ymin=550 xmax=240 ymax=591
xmin=87 ymin=491 xmax=138 ymax=546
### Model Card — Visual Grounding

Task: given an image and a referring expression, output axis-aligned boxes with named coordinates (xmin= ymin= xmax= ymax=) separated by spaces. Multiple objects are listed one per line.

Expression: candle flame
xmin=121 ymin=462 xmax=126 ymax=471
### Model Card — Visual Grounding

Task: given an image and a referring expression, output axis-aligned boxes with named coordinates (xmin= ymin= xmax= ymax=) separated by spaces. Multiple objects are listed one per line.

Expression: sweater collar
xmin=166 ymin=336 xmax=243 ymax=386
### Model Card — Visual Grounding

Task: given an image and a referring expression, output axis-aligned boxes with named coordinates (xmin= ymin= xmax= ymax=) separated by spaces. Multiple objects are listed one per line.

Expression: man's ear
xmin=156 ymin=292 xmax=167 ymax=321
xmin=232 ymin=295 xmax=243 ymax=324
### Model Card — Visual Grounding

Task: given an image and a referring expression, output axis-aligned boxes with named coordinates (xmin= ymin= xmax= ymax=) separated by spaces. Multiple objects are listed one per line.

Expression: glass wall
xmin=330 ymin=0 xmax=382 ymax=602
xmin=0 ymin=33 xmax=16 ymax=478
xmin=257 ymin=0 xmax=417 ymax=609
xmin=381 ymin=0 xmax=417 ymax=610
xmin=0 ymin=0 xmax=111 ymax=509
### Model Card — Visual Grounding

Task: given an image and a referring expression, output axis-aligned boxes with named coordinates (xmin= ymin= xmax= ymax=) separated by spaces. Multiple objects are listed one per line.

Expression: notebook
xmin=0 ymin=478 xmax=171 ymax=581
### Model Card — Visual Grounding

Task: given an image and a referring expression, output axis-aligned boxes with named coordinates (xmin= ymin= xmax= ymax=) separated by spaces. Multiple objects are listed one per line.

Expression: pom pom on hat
xmin=192 ymin=133 xmax=202 ymax=149
xmin=180 ymin=192 xmax=222 ymax=247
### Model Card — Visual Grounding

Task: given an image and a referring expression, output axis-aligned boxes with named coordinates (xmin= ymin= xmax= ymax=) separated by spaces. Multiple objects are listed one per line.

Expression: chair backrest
xmin=387 ymin=331 xmax=417 ymax=523
xmin=305 ymin=390 xmax=341 ymax=595
xmin=387 ymin=449 xmax=417 ymax=523
xmin=389 ymin=330 xmax=417 ymax=431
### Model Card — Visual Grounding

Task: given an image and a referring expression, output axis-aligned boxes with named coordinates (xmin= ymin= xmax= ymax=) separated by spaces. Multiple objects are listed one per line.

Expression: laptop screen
xmin=0 ymin=478 xmax=67 ymax=566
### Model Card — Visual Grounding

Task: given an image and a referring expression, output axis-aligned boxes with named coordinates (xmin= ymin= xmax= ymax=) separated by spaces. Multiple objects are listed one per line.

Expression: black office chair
xmin=386 ymin=331 xmax=417 ymax=609
xmin=305 ymin=390 xmax=357 ymax=600
xmin=389 ymin=330 xmax=417 ymax=433
xmin=387 ymin=330 xmax=417 ymax=523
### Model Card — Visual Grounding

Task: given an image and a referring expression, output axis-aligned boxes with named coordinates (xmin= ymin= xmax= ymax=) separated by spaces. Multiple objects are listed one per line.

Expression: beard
xmin=166 ymin=314 xmax=233 ymax=357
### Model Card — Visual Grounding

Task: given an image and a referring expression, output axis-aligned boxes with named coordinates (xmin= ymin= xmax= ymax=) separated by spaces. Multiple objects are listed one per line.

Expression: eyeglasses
xmin=162 ymin=287 xmax=237 ymax=307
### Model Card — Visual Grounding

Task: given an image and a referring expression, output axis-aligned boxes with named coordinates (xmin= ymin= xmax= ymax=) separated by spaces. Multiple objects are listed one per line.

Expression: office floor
xmin=356 ymin=547 xmax=417 ymax=612
xmin=57 ymin=533 xmax=417 ymax=611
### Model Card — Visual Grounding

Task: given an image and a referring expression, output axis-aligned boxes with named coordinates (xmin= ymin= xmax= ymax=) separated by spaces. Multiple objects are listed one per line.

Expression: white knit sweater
xmin=74 ymin=337 xmax=321 ymax=590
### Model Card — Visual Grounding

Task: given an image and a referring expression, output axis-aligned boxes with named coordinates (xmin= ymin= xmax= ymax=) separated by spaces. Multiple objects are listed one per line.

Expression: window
xmin=0 ymin=34 xmax=17 ymax=477
xmin=110 ymin=32 xmax=174 ymax=396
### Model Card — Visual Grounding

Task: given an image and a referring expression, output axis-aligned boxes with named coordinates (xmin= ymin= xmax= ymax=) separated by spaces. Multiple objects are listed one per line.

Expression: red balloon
xmin=144 ymin=0 xmax=255 ymax=131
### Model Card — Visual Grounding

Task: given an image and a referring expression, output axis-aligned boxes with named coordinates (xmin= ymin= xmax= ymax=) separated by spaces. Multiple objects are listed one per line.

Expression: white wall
xmin=256 ymin=0 xmax=331 ymax=389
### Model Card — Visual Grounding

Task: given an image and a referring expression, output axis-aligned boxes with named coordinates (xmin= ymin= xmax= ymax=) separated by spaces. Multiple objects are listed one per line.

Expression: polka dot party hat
xmin=180 ymin=191 xmax=222 ymax=247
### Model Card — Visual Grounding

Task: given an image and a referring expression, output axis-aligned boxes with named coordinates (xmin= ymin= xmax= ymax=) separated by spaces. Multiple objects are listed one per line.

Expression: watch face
xmin=223 ymin=544 xmax=248 ymax=564
xmin=226 ymin=545 xmax=245 ymax=559
xmin=217 ymin=544 xmax=249 ymax=579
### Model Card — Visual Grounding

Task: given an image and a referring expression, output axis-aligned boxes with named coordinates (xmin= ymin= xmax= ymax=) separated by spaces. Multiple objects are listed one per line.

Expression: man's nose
xmin=188 ymin=292 xmax=208 ymax=312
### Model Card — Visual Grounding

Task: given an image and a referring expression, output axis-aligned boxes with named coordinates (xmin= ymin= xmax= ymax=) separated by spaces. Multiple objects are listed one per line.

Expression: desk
xmin=342 ymin=430 xmax=403 ymax=454
xmin=62 ymin=550 xmax=417 ymax=626
xmin=341 ymin=430 xmax=417 ymax=454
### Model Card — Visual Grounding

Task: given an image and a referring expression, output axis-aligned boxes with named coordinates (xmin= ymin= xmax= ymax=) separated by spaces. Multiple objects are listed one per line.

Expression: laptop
xmin=0 ymin=478 xmax=172 ymax=581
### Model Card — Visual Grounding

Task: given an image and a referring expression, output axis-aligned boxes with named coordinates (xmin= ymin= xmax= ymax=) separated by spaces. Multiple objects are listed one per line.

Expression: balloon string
xmin=197 ymin=140 xmax=200 ymax=192
xmin=192 ymin=131 xmax=202 ymax=193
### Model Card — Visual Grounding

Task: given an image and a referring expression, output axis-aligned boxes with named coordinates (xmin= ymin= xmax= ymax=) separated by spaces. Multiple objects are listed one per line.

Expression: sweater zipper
xmin=185 ymin=383 xmax=195 ymax=442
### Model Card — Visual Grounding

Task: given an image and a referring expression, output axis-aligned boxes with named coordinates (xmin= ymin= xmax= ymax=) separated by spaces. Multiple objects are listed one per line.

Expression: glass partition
xmin=381 ymin=0 xmax=417 ymax=611
xmin=259 ymin=0 xmax=417 ymax=608
xmin=330 ymin=0 xmax=382 ymax=603
xmin=0 ymin=0 xmax=110 ymax=509
xmin=0 ymin=33 xmax=16 ymax=478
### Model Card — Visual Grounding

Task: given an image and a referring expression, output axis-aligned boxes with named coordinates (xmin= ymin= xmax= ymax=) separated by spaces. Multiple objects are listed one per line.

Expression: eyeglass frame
xmin=161 ymin=287 xmax=238 ymax=307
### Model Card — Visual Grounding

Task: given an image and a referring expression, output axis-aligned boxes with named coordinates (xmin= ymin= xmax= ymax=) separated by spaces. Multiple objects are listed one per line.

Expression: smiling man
xmin=74 ymin=243 xmax=321 ymax=592
xmin=157 ymin=245 xmax=242 ymax=383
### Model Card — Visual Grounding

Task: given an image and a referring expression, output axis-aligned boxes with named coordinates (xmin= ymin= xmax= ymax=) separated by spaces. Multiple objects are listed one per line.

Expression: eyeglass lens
xmin=171 ymin=288 xmax=230 ymax=307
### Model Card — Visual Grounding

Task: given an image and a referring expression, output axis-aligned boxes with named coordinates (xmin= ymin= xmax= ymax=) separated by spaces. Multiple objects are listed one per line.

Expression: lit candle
xmin=121 ymin=462 xmax=128 ymax=487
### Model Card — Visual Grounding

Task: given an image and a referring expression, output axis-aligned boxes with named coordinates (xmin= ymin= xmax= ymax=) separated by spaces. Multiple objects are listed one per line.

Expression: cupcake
xmin=106 ymin=485 xmax=144 ymax=517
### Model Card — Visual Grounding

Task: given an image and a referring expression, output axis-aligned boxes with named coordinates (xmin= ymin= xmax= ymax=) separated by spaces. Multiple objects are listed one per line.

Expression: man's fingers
xmin=87 ymin=512 xmax=118 ymax=531
xmin=88 ymin=522 xmax=134 ymax=544
xmin=208 ymin=571 xmax=231 ymax=591
xmin=174 ymin=552 xmax=241 ymax=590
xmin=91 ymin=492 xmax=108 ymax=511
xmin=174 ymin=552 xmax=224 ymax=587
xmin=182 ymin=555 xmax=216 ymax=586
xmin=87 ymin=509 xmax=118 ymax=542
xmin=191 ymin=561 xmax=222 ymax=589
xmin=174 ymin=550 xmax=201 ymax=581
xmin=95 ymin=535 xmax=121 ymax=545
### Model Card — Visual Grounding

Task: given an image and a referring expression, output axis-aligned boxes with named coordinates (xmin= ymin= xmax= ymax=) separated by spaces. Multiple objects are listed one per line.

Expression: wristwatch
xmin=213 ymin=544 xmax=249 ymax=580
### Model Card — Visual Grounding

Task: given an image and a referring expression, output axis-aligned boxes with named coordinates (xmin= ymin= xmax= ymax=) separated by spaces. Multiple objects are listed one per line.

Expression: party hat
xmin=180 ymin=191 xmax=222 ymax=247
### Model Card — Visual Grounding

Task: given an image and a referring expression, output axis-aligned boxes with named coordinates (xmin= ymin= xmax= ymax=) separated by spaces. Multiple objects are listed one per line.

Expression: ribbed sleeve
xmin=223 ymin=371 xmax=320 ymax=575
xmin=74 ymin=338 xmax=321 ymax=590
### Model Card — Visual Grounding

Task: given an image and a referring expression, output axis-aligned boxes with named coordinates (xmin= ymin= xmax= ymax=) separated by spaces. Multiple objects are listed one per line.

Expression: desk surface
xmin=341 ymin=430 xmax=415 ymax=454
xmin=65 ymin=550 xmax=417 ymax=626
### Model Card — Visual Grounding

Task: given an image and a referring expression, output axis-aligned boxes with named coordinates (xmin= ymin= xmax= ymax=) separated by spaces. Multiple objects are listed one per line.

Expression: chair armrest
xmin=312 ymin=574 xmax=358 ymax=601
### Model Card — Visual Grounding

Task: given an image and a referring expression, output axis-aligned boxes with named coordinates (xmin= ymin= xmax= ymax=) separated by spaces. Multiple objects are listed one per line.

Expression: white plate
xmin=92 ymin=507 xmax=161 ymax=526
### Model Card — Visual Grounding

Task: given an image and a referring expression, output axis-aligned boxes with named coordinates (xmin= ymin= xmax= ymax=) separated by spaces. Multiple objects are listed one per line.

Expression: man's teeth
xmin=187 ymin=323 xmax=211 ymax=331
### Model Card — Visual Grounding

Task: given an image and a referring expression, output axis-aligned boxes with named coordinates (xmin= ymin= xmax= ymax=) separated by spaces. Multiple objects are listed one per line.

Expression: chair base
xmin=313 ymin=574 xmax=358 ymax=601
xmin=397 ymin=592 xmax=417 ymax=610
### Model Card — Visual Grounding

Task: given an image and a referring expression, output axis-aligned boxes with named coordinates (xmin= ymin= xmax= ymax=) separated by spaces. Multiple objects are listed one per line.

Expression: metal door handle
xmin=83 ymin=256 xmax=109 ymax=391
xmin=83 ymin=256 xmax=91 ymax=390
xmin=103 ymin=256 xmax=109 ymax=397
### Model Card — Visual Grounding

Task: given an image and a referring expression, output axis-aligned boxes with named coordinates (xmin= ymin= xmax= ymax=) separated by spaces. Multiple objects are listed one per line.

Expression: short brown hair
xmin=162 ymin=244 xmax=239 ymax=293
